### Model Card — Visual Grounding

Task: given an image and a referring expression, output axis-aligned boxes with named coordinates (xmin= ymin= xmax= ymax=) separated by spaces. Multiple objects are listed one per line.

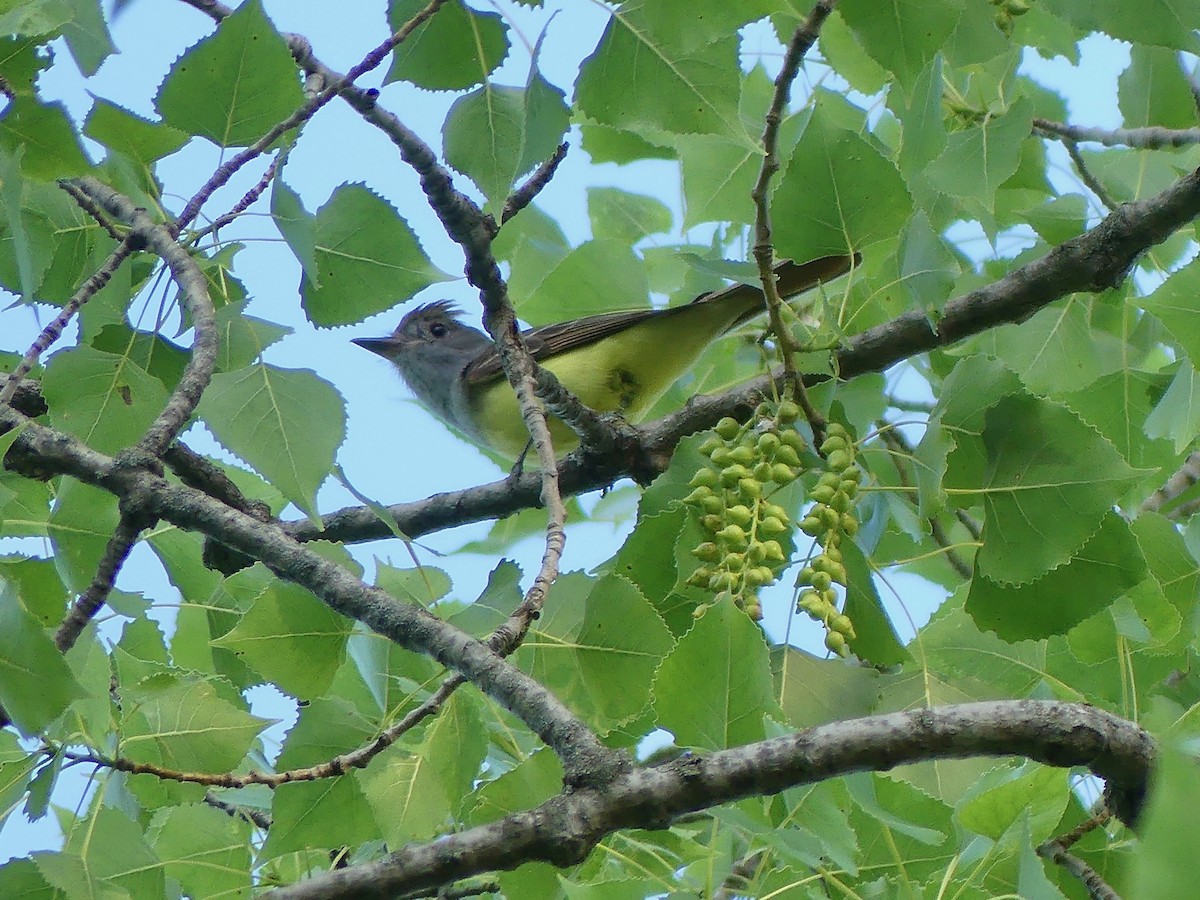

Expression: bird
xmin=353 ymin=254 xmax=857 ymax=460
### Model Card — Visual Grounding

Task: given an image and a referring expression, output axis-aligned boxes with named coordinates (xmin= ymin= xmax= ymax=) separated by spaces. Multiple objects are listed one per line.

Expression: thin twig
xmin=500 ymin=142 xmax=568 ymax=226
xmin=54 ymin=514 xmax=145 ymax=652
xmin=749 ymin=1 xmax=836 ymax=447
xmin=71 ymin=178 xmax=219 ymax=460
xmin=0 ymin=240 xmax=136 ymax=407
xmin=1037 ymin=811 xmax=1119 ymax=900
xmin=192 ymin=152 xmax=286 ymax=242
xmin=171 ymin=0 xmax=450 ymax=236
xmin=1139 ymin=450 xmax=1200 ymax=517
xmin=1064 ymin=141 xmax=1117 ymax=211
xmin=204 ymin=790 xmax=272 ymax=829
xmin=58 ymin=179 xmax=126 ymax=241
xmin=1033 ymin=116 xmax=1200 ymax=148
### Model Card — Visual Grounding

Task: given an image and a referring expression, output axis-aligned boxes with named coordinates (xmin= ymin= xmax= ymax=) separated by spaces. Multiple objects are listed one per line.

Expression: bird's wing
xmin=463 ymin=309 xmax=660 ymax=386
xmin=463 ymin=254 xmax=858 ymax=387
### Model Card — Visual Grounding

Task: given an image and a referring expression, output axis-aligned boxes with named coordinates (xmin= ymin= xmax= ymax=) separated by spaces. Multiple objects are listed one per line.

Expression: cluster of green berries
xmin=991 ymin=0 xmax=1030 ymax=34
xmin=683 ymin=400 xmax=806 ymax=620
xmin=795 ymin=423 xmax=860 ymax=657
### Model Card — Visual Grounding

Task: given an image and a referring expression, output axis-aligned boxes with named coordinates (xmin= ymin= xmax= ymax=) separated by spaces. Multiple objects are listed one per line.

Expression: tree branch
xmin=750 ymin=1 xmax=835 ymax=443
xmin=262 ymin=701 xmax=1152 ymax=899
xmin=0 ymin=405 xmax=621 ymax=787
xmin=1034 ymin=116 xmax=1200 ymax=149
xmin=71 ymin=177 xmax=218 ymax=459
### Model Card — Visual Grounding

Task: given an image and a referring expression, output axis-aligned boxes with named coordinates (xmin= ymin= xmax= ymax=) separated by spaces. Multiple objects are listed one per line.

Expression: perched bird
xmin=354 ymin=254 xmax=857 ymax=460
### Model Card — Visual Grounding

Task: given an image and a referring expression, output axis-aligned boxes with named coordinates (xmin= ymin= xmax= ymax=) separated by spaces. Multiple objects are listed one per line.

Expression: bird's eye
xmin=430 ymin=322 xmax=447 ymax=338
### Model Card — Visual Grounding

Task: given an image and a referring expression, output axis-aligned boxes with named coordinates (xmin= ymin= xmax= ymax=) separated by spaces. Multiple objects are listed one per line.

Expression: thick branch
xmin=263 ymin=701 xmax=1152 ymax=899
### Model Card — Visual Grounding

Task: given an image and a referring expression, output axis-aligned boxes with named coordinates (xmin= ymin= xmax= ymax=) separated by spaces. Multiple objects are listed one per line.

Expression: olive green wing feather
xmin=464 ymin=308 xmax=661 ymax=386
xmin=463 ymin=254 xmax=857 ymax=387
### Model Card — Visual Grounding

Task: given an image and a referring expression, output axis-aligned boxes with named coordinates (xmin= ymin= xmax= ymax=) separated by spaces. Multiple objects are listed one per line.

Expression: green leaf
xmin=928 ymin=98 xmax=1034 ymax=206
xmin=467 ymin=749 xmax=563 ymax=826
xmin=148 ymin=803 xmax=251 ymax=900
xmin=587 ymin=187 xmax=672 ymax=245
xmin=443 ymin=70 xmax=569 ymax=213
xmin=1132 ymin=514 xmax=1199 ymax=651
xmin=0 ymin=858 xmax=51 ymax=896
xmin=299 ymin=184 xmax=449 ymax=327
xmin=971 ymin=297 xmax=1125 ymax=395
xmin=576 ymin=10 xmax=747 ymax=140
xmin=678 ymin=132 xmax=762 ymax=228
xmin=120 ymin=672 xmax=269 ymax=773
xmin=60 ymin=806 xmax=164 ymax=899
xmin=0 ymin=557 xmax=67 ymax=626
xmin=47 ymin=479 xmax=120 ymax=594
xmin=60 ymin=0 xmax=114 ymax=77
xmin=847 ymin=774 xmax=954 ymax=882
xmin=1145 ymin=360 xmax=1200 ymax=453
xmin=0 ymin=152 xmax=47 ymax=300
xmin=1141 ymin=259 xmax=1200 ymax=360
xmin=840 ymin=538 xmax=909 ymax=666
xmin=515 ymin=573 xmax=674 ymax=734
xmin=773 ymin=647 xmax=881 ymax=728
xmin=818 ymin=12 xmax=890 ymax=97
xmin=966 ymin=512 xmax=1147 ymax=640
xmin=1056 ymin=368 xmax=1176 ymax=472
xmin=518 ymin=239 xmax=649 ymax=323
xmin=197 ymin=364 xmax=346 ymax=524
xmin=84 ymin=98 xmax=188 ymax=164
xmin=0 ymin=38 xmax=52 ymax=99
xmin=42 ymin=345 xmax=170 ymax=454
xmin=620 ymin=0 xmax=776 ymax=53
xmin=386 ymin=0 xmax=508 ymax=90
xmin=947 ymin=392 xmax=1143 ymax=585
xmin=155 ymin=0 xmax=304 ymax=147
xmin=214 ymin=301 xmax=292 ymax=371
xmin=1129 ymin=745 xmax=1200 ymax=898
xmin=957 ymin=765 xmax=1068 ymax=843
xmin=0 ymin=591 xmax=85 ymax=733
xmin=605 ymin=505 xmax=691 ymax=633
xmin=211 ymin=578 xmax=352 ymax=699
xmin=89 ymin=325 xmax=190 ymax=392
xmin=0 ymin=99 xmax=91 ymax=180
xmin=260 ymin=776 xmax=380 ymax=861
xmin=374 ymin=561 xmax=451 ymax=608
xmin=1119 ymin=45 xmax=1197 ymax=128
xmin=898 ymin=209 xmax=958 ymax=316
xmin=358 ymin=751 xmax=450 ymax=847
xmin=579 ymin=121 xmax=675 ymax=164
xmin=653 ymin=595 xmax=780 ymax=749
xmin=271 ymin=178 xmax=319 ymax=287
xmin=839 ymin=0 xmax=959 ymax=93
xmin=773 ymin=97 xmax=913 ymax=259
xmin=1041 ymin=0 xmax=1200 ymax=52
xmin=422 ymin=692 xmax=487 ymax=815
xmin=276 ymin=697 xmax=377 ymax=771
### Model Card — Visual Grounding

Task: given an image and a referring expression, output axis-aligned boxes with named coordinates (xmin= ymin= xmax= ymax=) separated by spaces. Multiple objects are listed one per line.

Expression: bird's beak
xmin=352 ymin=336 xmax=403 ymax=358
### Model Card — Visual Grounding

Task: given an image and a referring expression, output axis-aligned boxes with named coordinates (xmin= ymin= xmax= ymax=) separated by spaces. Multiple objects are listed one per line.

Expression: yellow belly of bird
xmin=467 ymin=299 xmax=753 ymax=460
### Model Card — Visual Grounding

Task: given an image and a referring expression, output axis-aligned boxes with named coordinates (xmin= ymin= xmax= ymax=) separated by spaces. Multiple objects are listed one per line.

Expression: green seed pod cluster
xmin=990 ymin=0 xmax=1030 ymax=34
xmin=683 ymin=400 xmax=805 ymax=621
xmin=795 ymin=422 xmax=861 ymax=657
